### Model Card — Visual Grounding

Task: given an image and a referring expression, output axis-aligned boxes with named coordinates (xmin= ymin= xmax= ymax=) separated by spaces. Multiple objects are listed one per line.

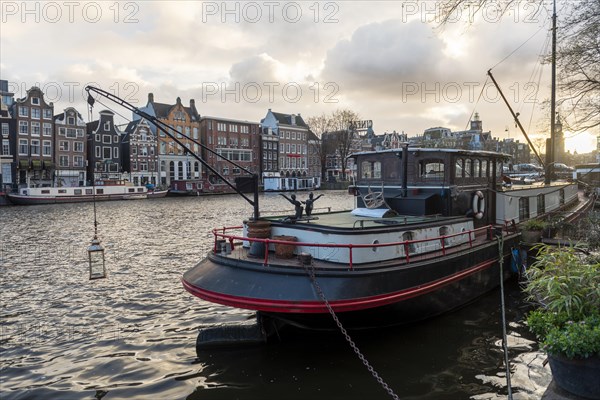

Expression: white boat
xmin=7 ymin=179 xmax=148 ymax=205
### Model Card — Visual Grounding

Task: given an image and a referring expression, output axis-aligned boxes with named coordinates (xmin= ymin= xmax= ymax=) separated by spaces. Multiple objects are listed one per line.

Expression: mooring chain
xmin=303 ymin=262 xmax=401 ymax=400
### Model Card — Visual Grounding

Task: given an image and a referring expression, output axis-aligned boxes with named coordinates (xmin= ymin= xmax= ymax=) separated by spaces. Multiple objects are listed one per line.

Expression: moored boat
xmin=182 ymin=147 xmax=594 ymax=330
xmin=7 ymin=179 xmax=148 ymax=205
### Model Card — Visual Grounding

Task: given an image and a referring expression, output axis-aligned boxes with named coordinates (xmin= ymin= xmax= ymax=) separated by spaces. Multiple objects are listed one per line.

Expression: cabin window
xmin=464 ymin=159 xmax=472 ymax=178
xmin=474 ymin=159 xmax=481 ymax=178
xmin=384 ymin=157 xmax=400 ymax=180
xmin=455 ymin=159 xmax=463 ymax=178
xmin=41 ymin=189 xmax=50 ymax=194
xmin=537 ymin=194 xmax=545 ymax=215
xmin=420 ymin=160 xmax=444 ymax=181
xmin=402 ymin=231 xmax=417 ymax=254
xmin=74 ymin=189 xmax=82 ymax=195
xmin=519 ymin=197 xmax=530 ymax=221
xmin=58 ymin=189 xmax=67 ymax=194
xmin=361 ymin=160 xmax=381 ymax=179
xmin=496 ymin=161 xmax=503 ymax=177
xmin=559 ymin=189 xmax=565 ymax=205
xmin=96 ymin=189 xmax=104 ymax=195
xmin=85 ymin=189 xmax=93 ymax=195
xmin=128 ymin=188 xmax=135 ymax=193
xmin=481 ymin=160 xmax=488 ymax=178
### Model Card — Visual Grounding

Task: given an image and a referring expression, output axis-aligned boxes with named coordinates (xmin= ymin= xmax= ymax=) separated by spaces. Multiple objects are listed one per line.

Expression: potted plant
xmin=520 ymin=219 xmax=548 ymax=244
xmin=523 ymin=245 xmax=600 ymax=399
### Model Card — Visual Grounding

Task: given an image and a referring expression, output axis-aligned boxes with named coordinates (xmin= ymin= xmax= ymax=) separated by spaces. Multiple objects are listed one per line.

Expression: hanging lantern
xmin=88 ymin=236 xmax=106 ymax=280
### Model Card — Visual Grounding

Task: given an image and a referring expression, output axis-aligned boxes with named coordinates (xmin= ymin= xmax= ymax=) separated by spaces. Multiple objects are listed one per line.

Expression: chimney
xmin=148 ymin=93 xmax=154 ymax=103
xmin=176 ymin=97 xmax=181 ymax=105
xmin=190 ymin=99 xmax=195 ymax=108
xmin=291 ymin=114 xmax=296 ymax=125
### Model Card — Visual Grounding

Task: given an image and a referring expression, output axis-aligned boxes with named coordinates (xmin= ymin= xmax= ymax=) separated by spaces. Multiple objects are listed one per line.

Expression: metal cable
xmin=303 ymin=262 xmax=401 ymax=400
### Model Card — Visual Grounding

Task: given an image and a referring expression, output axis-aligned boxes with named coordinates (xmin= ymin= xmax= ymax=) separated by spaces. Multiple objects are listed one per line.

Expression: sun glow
xmin=564 ymin=132 xmax=598 ymax=154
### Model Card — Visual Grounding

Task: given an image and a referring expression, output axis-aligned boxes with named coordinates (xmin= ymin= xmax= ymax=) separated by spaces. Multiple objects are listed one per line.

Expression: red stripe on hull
xmin=182 ymin=258 xmax=497 ymax=314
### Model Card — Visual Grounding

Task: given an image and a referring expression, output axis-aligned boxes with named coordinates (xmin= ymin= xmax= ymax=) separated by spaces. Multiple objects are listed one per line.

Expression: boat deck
xmin=263 ymin=210 xmax=455 ymax=230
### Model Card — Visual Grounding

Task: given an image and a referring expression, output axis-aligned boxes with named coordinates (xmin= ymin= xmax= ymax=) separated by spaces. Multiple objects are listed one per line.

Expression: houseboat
xmin=7 ymin=179 xmax=148 ymax=205
xmin=182 ymin=147 xmax=594 ymax=330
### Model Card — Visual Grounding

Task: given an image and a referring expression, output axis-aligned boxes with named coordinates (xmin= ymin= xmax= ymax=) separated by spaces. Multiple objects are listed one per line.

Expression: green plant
xmin=523 ymin=244 xmax=600 ymax=358
xmin=521 ymin=219 xmax=548 ymax=231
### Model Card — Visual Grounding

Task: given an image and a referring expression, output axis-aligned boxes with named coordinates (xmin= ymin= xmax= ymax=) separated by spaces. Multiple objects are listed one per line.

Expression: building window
xmin=104 ymin=121 xmax=110 ymax=131
xmin=19 ymin=139 xmax=28 ymax=155
xmin=2 ymin=139 xmax=10 ymax=155
xmin=31 ymin=97 xmax=40 ymax=105
xmin=30 ymin=139 xmax=40 ymax=155
xmin=59 ymin=141 xmax=69 ymax=151
xmin=102 ymin=135 xmax=111 ymax=144
xmin=30 ymin=122 xmax=40 ymax=136
xmin=229 ymin=124 xmax=238 ymax=133
xmin=73 ymin=156 xmax=84 ymax=167
xmin=19 ymin=106 xmax=28 ymax=117
xmin=103 ymin=147 xmax=111 ymax=159
xmin=43 ymin=109 xmax=53 ymax=119
xmin=31 ymin=108 xmax=40 ymax=119
xmin=114 ymin=147 xmax=119 ymax=159
xmin=43 ymin=123 xmax=52 ymax=136
xmin=66 ymin=128 xmax=77 ymax=138
xmin=74 ymin=142 xmax=84 ymax=152
xmin=217 ymin=122 xmax=227 ymax=131
xmin=59 ymin=155 xmax=69 ymax=167
xmin=19 ymin=121 xmax=28 ymax=134
xmin=193 ymin=127 xmax=199 ymax=139
xmin=43 ymin=141 xmax=51 ymax=156
xmin=140 ymin=163 xmax=148 ymax=171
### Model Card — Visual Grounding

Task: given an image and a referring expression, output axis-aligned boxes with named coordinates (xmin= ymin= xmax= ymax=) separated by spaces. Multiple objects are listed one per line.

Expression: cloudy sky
xmin=1 ymin=0 xmax=596 ymax=153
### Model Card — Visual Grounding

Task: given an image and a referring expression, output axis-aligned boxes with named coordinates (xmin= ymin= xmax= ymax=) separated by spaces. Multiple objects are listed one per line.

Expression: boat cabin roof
xmin=351 ymin=147 xmax=511 ymax=159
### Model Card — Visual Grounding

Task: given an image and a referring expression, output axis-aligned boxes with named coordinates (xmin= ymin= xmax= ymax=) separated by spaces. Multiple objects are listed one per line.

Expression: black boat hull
xmin=182 ymin=233 xmax=519 ymax=330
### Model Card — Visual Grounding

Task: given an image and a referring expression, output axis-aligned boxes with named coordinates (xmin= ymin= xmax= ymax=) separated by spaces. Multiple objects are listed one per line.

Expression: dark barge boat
xmin=182 ymin=147 xmax=594 ymax=330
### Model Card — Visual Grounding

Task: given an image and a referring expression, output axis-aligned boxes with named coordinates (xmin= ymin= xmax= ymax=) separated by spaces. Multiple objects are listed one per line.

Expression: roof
xmin=151 ymin=98 xmax=199 ymax=121
xmin=271 ymin=111 xmax=308 ymax=128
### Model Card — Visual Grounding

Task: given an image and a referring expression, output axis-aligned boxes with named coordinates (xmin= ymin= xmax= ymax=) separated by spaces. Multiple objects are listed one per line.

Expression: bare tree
xmin=439 ymin=0 xmax=599 ymax=132
xmin=328 ymin=109 xmax=361 ymax=181
xmin=306 ymin=113 xmax=331 ymax=181
xmin=556 ymin=1 xmax=600 ymax=132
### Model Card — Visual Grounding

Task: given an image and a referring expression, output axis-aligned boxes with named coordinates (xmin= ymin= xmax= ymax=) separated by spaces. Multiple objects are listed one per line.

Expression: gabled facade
xmin=0 ymin=80 xmax=15 ymax=190
xmin=136 ymin=93 xmax=200 ymax=186
xmin=54 ymin=107 xmax=87 ymax=187
xmin=86 ymin=110 xmax=122 ymax=182
xmin=200 ymin=116 xmax=259 ymax=185
xmin=10 ymin=86 xmax=55 ymax=188
xmin=260 ymin=109 xmax=317 ymax=190
xmin=121 ymin=119 xmax=158 ymax=186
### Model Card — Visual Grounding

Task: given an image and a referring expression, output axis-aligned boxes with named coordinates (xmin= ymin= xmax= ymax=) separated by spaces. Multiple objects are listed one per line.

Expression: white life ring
xmin=472 ymin=191 xmax=485 ymax=219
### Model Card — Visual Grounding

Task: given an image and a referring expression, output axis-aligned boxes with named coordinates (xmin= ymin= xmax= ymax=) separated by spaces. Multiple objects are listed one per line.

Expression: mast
xmin=545 ymin=0 xmax=557 ymax=185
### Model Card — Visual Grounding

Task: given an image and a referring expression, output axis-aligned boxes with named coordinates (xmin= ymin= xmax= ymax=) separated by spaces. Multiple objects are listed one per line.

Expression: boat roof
xmin=351 ymin=147 xmax=511 ymax=159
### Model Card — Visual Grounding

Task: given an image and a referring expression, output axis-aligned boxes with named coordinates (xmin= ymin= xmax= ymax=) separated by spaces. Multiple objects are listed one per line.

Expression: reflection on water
xmin=0 ymin=192 xmax=550 ymax=399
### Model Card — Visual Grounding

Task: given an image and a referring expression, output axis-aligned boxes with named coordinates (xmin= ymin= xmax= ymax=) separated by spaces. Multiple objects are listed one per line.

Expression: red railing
xmin=212 ymin=224 xmax=496 ymax=270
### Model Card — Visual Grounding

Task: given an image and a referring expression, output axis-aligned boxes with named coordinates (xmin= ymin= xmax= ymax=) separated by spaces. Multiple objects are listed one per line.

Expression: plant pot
xmin=548 ymin=353 xmax=600 ymax=399
xmin=273 ymin=235 xmax=297 ymax=259
xmin=521 ymin=230 xmax=542 ymax=244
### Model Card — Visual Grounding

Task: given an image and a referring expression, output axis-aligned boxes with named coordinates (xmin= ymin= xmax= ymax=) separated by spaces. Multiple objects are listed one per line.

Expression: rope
xmin=303 ymin=262 xmax=400 ymax=400
xmin=497 ymin=235 xmax=513 ymax=400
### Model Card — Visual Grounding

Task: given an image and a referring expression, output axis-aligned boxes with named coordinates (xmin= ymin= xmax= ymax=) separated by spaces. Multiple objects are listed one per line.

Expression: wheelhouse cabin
xmin=352 ymin=148 xmax=507 ymax=225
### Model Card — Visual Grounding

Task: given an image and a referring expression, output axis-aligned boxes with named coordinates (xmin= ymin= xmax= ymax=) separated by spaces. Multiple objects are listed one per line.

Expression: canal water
xmin=0 ymin=191 xmax=551 ymax=400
